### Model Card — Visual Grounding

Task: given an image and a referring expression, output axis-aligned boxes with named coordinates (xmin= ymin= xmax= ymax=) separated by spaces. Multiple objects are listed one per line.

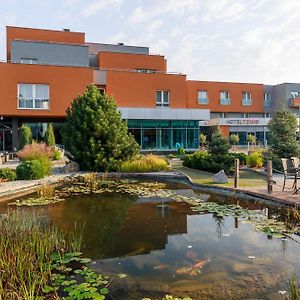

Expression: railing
xmin=220 ymin=98 xmax=231 ymax=105
xmin=242 ymin=98 xmax=252 ymax=106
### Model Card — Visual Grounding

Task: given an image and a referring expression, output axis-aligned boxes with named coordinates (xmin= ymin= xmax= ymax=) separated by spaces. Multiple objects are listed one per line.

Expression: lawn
xmin=172 ymin=160 xmax=267 ymax=188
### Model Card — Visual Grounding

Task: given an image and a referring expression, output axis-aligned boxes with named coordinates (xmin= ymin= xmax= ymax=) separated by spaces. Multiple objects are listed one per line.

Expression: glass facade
xmin=128 ymin=120 xmax=199 ymax=150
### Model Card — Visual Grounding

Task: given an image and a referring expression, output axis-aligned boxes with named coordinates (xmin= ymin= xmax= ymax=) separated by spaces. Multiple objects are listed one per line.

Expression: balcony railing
xmin=220 ymin=98 xmax=231 ymax=105
xmin=242 ymin=98 xmax=252 ymax=106
xmin=198 ymin=97 xmax=209 ymax=104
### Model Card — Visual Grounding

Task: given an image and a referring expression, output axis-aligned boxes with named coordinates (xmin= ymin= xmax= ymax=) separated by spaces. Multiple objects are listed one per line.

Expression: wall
xmin=11 ymin=40 xmax=89 ymax=67
xmin=0 ymin=62 xmax=93 ymax=117
xmin=7 ymin=26 xmax=85 ymax=60
xmin=106 ymin=70 xmax=187 ymax=108
xmin=98 ymin=51 xmax=167 ymax=72
xmin=187 ymin=81 xmax=264 ymax=113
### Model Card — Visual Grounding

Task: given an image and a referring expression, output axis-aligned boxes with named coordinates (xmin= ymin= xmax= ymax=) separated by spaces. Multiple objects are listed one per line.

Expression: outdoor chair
xmin=281 ymin=158 xmax=297 ymax=191
xmin=291 ymin=157 xmax=300 ymax=192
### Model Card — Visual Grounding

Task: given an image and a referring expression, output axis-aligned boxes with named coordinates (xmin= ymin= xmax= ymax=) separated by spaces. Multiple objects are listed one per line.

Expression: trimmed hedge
xmin=183 ymin=151 xmax=234 ymax=174
xmin=0 ymin=168 xmax=17 ymax=181
xmin=16 ymin=160 xmax=46 ymax=180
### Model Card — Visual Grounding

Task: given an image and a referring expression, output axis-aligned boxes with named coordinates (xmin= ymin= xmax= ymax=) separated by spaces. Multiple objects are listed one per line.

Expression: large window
xmin=18 ymin=84 xmax=49 ymax=109
xmin=20 ymin=58 xmax=37 ymax=64
xmin=220 ymin=91 xmax=231 ymax=105
xmin=198 ymin=90 xmax=209 ymax=104
xmin=156 ymin=90 xmax=170 ymax=107
xmin=264 ymin=92 xmax=271 ymax=107
xmin=242 ymin=91 xmax=252 ymax=106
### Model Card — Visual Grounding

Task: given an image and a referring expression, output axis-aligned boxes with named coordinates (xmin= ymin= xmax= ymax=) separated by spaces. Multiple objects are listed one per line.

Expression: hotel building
xmin=0 ymin=26 xmax=299 ymax=152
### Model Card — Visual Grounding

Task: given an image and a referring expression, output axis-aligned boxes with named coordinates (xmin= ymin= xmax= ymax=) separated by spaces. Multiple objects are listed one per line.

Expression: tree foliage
xmin=44 ymin=124 xmax=56 ymax=147
xmin=199 ymin=133 xmax=207 ymax=147
xmin=18 ymin=124 xmax=32 ymax=150
xmin=229 ymin=134 xmax=239 ymax=146
xmin=268 ymin=110 xmax=299 ymax=158
xmin=62 ymin=85 xmax=140 ymax=171
xmin=247 ymin=134 xmax=256 ymax=145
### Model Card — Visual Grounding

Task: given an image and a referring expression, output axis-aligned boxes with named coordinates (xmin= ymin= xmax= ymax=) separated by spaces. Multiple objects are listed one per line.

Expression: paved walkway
xmin=171 ymin=160 xmax=300 ymax=205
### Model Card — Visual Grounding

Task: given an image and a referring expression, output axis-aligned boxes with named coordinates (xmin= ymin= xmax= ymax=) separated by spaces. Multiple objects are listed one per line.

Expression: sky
xmin=0 ymin=0 xmax=299 ymax=84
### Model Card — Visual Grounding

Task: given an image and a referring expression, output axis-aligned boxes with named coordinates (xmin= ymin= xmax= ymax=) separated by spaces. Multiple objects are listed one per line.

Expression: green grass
xmin=172 ymin=160 xmax=267 ymax=188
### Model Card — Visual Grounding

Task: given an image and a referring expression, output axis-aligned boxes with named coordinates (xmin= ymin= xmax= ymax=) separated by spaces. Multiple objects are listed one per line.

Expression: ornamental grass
xmin=120 ymin=154 xmax=169 ymax=173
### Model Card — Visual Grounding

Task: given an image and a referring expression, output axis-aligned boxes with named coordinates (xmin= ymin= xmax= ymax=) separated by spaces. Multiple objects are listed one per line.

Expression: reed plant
xmin=120 ymin=154 xmax=169 ymax=173
xmin=0 ymin=211 xmax=81 ymax=300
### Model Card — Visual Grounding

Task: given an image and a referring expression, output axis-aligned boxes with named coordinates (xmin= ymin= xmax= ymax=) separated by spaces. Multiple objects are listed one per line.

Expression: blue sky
xmin=0 ymin=0 xmax=299 ymax=84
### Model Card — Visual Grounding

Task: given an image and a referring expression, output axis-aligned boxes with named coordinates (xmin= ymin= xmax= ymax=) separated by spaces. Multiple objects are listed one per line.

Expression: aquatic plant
xmin=288 ymin=274 xmax=300 ymax=300
xmin=0 ymin=211 xmax=81 ymax=299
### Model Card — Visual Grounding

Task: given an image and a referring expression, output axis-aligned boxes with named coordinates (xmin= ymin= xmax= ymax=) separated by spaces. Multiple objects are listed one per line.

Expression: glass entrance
xmin=0 ymin=130 xmax=12 ymax=151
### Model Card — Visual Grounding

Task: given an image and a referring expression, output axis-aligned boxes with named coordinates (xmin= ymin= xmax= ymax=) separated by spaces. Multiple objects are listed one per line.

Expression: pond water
xmin=1 ymin=180 xmax=300 ymax=300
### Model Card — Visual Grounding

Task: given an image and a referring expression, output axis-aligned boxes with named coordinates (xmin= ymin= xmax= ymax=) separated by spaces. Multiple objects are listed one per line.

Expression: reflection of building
xmin=113 ymin=201 xmax=191 ymax=257
xmin=0 ymin=25 xmax=299 ymax=151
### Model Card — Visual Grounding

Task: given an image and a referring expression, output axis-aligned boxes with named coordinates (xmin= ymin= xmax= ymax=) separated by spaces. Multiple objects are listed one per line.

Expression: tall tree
xmin=62 ymin=85 xmax=140 ymax=171
xmin=18 ymin=124 xmax=32 ymax=150
xmin=268 ymin=110 xmax=299 ymax=158
xmin=44 ymin=124 xmax=56 ymax=147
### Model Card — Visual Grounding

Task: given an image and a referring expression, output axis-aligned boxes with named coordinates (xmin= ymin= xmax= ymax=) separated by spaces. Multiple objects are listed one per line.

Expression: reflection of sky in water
xmin=2 ymin=182 xmax=300 ymax=298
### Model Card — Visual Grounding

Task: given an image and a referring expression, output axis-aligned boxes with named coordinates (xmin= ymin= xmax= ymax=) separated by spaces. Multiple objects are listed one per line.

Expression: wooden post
xmin=234 ymin=158 xmax=239 ymax=188
xmin=267 ymin=160 xmax=273 ymax=194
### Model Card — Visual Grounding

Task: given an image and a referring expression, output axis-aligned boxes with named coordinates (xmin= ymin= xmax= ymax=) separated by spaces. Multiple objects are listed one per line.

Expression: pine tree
xmin=44 ymin=124 xmax=56 ymax=147
xmin=208 ymin=129 xmax=232 ymax=173
xmin=62 ymin=85 xmax=140 ymax=171
xmin=268 ymin=110 xmax=300 ymax=158
xmin=18 ymin=124 xmax=32 ymax=150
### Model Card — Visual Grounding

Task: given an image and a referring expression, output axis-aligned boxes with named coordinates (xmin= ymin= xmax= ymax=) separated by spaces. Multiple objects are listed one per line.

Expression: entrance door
xmin=0 ymin=130 xmax=12 ymax=151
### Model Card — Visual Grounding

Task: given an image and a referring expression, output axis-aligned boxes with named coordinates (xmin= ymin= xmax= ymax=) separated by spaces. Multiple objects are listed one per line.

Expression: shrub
xmin=230 ymin=134 xmax=239 ymax=146
xmin=16 ymin=160 xmax=46 ymax=180
xmin=44 ymin=124 xmax=56 ymax=147
xmin=231 ymin=152 xmax=247 ymax=166
xmin=247 ymin=151 xmax=263 ymax=168
xmin=18 ymin=124 xmax=32 ymax=150
xmin=53 ymin=149 xmax=63 ymax=160
xmin=247 ymin=134 xmax=256 ymax=145
xmin=177 ymin=147 xmax=185 ymax=156
xmin=199 ymin=133 xmax=207 ymax=148
xmin=120 ymin=155 xmax=169 ymax=173
xmin=18 ymin=142 xmax=54 ymax=161
xmin=0 ymin=168 xmax=17 ymax=181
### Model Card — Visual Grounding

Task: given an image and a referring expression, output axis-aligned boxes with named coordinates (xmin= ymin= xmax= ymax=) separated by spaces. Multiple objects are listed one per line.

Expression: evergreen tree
xmin=208 ymin=129 xmax=232 ymax=172
xmin=62 ymin=85 xmax=140 ymax=171
xmin=18 ymin=124 xmax=32 ymax=150
xmin=44 ymin=124 xmax=56 ymax=147
xmin=268 ymin=110 xmax=300 ymax=158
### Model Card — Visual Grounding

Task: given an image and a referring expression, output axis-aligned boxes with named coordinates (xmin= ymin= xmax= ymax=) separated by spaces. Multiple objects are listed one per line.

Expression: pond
xmin=1 ymin=179 xmax=300 ymax=299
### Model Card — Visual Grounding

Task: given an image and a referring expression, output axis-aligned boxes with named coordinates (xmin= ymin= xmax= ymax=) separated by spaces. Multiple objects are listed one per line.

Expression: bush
xmin=120 ymin=155 xmax=169 ymax=173
xmin=18 ymin=124 xmax=32 ymax=150
xmin=231 ymin=153 xmax=247 ymax=166
xmin=247 ymin=151 xmax=263 ymax=168
xmin=44 ymin=124 xmax=56 ymax=147
xmin=53 ymin=150 xmax=62 ymax=161
xmin=177 ymin=147 xmax=185 ymax=156
xmin=0 ymin=168 xmax=17 ymax=181
xmin=18 ymin=142 xmax=54 ymax=161
xmin=16 ymin=160 xmax=46 ymax=180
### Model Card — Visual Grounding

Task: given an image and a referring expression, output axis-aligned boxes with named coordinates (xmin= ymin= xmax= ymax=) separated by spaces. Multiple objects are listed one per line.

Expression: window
xmin=18 ymin=84 xmax=49 ymax=109
xmin=243 ymin=113 xmax=250 ymax=118
xmin=97 ymin=87 xmax=105 ymax=95
xmin=220 ymin=91 xmax=231 ymax=105
xmin=156 ymin=90 xmax=169 ymax=107
xmin=20 ymin=58 xmax=37 ymax=64
xmin=242 ymin=91 xmax=252 ymax=106
xmin=264 ymin=92 xmax=271 ymax=107
xmin=136 ymin=69 xmax=156 ymax=74
xmin=263 ymin=113 xmax=271 ymax=118
xmin=198 ymin=90 xmax=209 ymax=104
xmin=220 ymin=112 xmax=227 ymax=118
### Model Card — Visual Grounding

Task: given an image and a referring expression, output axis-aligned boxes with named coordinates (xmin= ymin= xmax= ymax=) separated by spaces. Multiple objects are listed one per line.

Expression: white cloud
xmin=82 ymin=0 xmax=122 ymax=17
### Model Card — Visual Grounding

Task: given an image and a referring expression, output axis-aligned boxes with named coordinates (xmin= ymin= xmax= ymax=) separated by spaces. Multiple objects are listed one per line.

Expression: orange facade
xmin=6 ymin=26 xmax=85 ymax=60
xmin=0 ymin=62 xmax=93 ymax=117
xmin=106 ymin=70 xmax=187 ymax=108
xmin=98 ymin=51 xmax=167 ymax=72
xmin=187 ymin=80 xmax=264 ymax=112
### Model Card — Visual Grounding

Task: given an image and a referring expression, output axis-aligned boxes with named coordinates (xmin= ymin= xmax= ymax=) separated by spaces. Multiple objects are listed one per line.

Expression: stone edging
xmin=0 ymin=171 xmax=297 ymax=208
